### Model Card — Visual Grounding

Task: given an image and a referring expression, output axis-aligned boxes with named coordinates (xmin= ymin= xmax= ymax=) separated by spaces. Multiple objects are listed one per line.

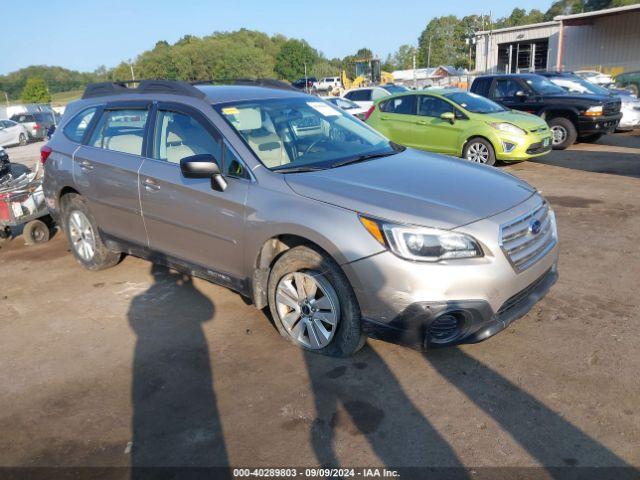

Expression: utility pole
xmin=412 ymin=52 xmax=417 ymax=89
xmin=304 ymin=62 xmax=308 ymax=93
xmin=2 ymin=91 xmax=8 ymax=107
xmin=129 ymin=59 xmax=136 ymax=82
xmin=427 ymin=36 xmax=432 ymax=69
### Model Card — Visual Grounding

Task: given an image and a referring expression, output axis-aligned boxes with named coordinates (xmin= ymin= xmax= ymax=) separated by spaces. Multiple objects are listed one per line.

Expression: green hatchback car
xmin=365 ymin=88 xmax=552 ymax=165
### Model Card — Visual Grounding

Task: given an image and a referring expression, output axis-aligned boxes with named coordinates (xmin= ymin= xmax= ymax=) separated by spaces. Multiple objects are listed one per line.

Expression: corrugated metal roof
xmin=555 ymin=3 xmax=640 ymax=21
xmin=475 ymin=21 xmax=559 ymax=36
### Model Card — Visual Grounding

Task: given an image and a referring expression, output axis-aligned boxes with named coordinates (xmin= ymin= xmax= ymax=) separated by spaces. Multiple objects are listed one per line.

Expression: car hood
xmin=284 ymin=149 xmax=536 ymax=229
xmin=487 ymin=110 xmax=548 ymax=130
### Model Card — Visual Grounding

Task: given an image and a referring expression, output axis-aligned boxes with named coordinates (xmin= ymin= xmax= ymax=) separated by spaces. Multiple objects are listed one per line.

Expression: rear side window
xmin=63 ymin=107 xmax=97 ymax=143
xmin=472 ymin=78 xmax=491 ymax=97
xmin=494 ymin=79 xmax=523 ymax=98
xmin=11 ymin=114 xmax=35 ymax=123
xmin=89 ymin=109 xmax=149 ymax=156
xmin=380 ymin=95 xmax=417 ymax=115
xmin=345 ymin=90 xmax=372 ymax=101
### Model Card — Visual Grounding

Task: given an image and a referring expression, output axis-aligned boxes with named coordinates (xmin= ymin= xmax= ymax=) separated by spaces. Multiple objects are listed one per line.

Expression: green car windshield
xmin=215 ymin=97 xmax=398 ymax=172
xmin=443 ymin=91 xmax=506 ymax=114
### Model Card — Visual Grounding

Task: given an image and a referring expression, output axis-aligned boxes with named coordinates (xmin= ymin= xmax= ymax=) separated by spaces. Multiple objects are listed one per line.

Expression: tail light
xmin=363 ymin=105 xmax=376 ymax=121
xmin=33 ymin=123 xmax=40 ymax=130
xmin=40 ymin=145 xmax=52 ymax=165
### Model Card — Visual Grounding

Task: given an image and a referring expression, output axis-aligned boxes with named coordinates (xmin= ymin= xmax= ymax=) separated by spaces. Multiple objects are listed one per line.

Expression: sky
xmin=0 ymin=0 xmax=553 ymax=75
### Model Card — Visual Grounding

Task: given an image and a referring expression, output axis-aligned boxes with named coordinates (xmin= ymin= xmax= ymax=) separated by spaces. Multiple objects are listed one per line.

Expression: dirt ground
xmin=0 ymin=133 xmax=639 ymax=478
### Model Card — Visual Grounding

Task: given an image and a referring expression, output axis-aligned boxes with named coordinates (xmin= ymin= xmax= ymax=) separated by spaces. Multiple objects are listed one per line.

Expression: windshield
xmin=443 ymin=91 xmax=506 ymax=113
xmin=383 ymin=85 xmax=409 ymax=94
xmin=215 ymin=97 xmax=395 ymax=172
xmin=524 ymin=76 xmax=567 ymax=95
xmin=548 ymin=76 xmax=610 ymax=96
xmin=328 ymin=97 xmax=360 ymax=110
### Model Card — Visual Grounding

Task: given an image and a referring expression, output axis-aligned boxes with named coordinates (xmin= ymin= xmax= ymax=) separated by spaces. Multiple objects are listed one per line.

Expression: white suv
xmin=342 ymin=84 xmax=409 ymax=109
xmin=315 ymin=77 xmax=341 ymax=92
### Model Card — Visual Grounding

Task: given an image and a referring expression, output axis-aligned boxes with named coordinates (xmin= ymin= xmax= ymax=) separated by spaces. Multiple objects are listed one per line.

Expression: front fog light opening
xmin=425 ymin=311 xmax=466 ymax=346
xmin=502 ymin=141 xmax=517 ymax=153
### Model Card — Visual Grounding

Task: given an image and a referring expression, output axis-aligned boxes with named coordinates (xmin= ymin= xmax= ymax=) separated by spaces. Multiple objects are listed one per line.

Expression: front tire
xmin=463 ymin=137 xmax=496 ymax=166
xmin=267 ymin=245 xmax=365 ymax=357
xmin=62 ymin=194 xmax=121 ymax=271
xmin=548 ymin=117 xmax=577 ymax=150
xmin=18 ymin=133 xmax=27 ymax=146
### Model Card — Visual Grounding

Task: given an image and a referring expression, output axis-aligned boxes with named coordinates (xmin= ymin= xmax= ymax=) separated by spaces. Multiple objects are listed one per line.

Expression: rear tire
xmin=62 ymin=193 xmax=121 ymax=271
xmin=267 ymin=245 xmax=365 ymax=357
xmin=463 ymin=137 xmax=496 ymax=166
xmin=23 ymin=219 xmax=50 ymax=245
xmin=548 ymin=117 xmax=577 ymax=150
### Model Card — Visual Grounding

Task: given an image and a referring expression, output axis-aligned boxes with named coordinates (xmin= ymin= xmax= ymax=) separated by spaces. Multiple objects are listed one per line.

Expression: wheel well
xmin=252 ymin=234 xmax=332 ymax=310
xmin=59 ymin=186 xmax=80 ymax=207
xmin=463 ymin=135 xmax=496 ymax=154
xmin=542 ymin=110 xmax=577 ymax=125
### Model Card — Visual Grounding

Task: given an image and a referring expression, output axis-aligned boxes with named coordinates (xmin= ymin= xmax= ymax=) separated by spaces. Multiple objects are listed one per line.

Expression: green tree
xmin=389 ymin=44 xmax=418 ymax=70
xmin=21 ymin=77 xmax=51 ymax=103
xmin=274 ymin=39 xmax=318 ymax=81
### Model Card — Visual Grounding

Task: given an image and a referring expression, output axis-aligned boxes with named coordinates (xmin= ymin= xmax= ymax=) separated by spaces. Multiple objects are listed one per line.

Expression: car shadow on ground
xmin=127 ymin=262 xmax=230 ymax=479
xmin=532 ymin=151 xmax=640 ymax=178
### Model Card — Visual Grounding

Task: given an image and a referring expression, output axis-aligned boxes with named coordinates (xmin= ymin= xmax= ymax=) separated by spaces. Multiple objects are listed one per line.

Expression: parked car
xmin=342 ymin=84 xmax=409 ymax=109
xmin=44 ymin=80 xmax=558 ymax=356
xmin=614 ymin=70 xmax=640 ymax=98
xmin=315 ymin=76 xmax=342 ymax=92
xmin=0 ymin=146 xmax=9 ymax=178
xmin=0 ymin=119 xmax=29 ymax=147
xmin=471 ymin=74 xmax=622 ymax=149
xmin=366 ymin=89 xmax=552 ymax=166
xmin=291 ymin=76 xmax=318 ymax=90
xmin=10 ymin=111 xmax=56 ymax=140
xmin=322 ymin=96 xmax=369 ymax=119
xmin=539 ymin=71 xmax=640 ymax=132
xmin=575 ymin=70 xmax=614 ymax=88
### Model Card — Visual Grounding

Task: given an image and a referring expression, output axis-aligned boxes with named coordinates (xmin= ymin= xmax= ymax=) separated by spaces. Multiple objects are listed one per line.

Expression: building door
xmin=498 ymin=39 xmax=549 ymax=73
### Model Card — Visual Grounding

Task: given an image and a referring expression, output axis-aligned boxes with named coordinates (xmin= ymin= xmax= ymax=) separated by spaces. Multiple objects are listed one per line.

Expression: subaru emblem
xmin=529 ymin=219 xmax=542 ymax=235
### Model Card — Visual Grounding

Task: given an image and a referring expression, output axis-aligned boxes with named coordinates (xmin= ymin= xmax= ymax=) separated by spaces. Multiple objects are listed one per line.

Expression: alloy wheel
xmin=466 ymin=142 xmax=490 ymax=163
xmin=275 ymin=271 xmax=339 ymax=349
xmin=551 ymin=125 xmax=568 ymax=145
xmin=19 ymin=134 xmax=27 ymax=146
xmin=68 ymin=210 xmax=96 ymax=261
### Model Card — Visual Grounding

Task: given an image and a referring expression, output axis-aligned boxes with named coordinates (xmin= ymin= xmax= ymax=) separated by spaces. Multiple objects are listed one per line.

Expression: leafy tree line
xmin=0 ymin=0 xmax=635 ymax=101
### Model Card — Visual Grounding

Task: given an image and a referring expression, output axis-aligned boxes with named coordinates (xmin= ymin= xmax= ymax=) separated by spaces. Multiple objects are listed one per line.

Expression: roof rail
xmin=191 ymin=78 xmax=296 ymax=91
xmin=82 ymin=80 xmax=207 ymax=100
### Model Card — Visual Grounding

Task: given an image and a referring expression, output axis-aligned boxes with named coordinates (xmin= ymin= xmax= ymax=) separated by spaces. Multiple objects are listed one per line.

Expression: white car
xmin=322 ymin=96 xmax=369 ymax=119
xmin=342 ymin=84 xmax=409 ymax=110
xmin=0 ymin=119 xmax=29 ymax=147
xmin=575 ymin=70 xmax=614 ymax=87
xmin=315 ymin=76 xmax=342 ymax=92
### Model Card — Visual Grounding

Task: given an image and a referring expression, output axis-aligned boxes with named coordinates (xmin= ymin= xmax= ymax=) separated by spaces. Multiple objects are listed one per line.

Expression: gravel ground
xmin=0 ymin=132 xmax=638 ymax=478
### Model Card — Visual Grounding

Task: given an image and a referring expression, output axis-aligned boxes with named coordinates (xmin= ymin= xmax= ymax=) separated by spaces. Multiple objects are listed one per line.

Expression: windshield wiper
xmin=331 ymin=148 xmax=402 ymax=169
xmin=273 ymin=165 xmax=326 ymax=174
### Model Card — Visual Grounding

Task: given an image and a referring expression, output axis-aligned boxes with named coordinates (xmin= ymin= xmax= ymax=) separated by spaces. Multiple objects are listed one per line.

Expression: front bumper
xmin=342 ymin=195 xmax=559 ymax=350
xmin=494 ymin=131 xmax=552 ymax=161
xmin=578 ymin=113 xmax=622 ymax=135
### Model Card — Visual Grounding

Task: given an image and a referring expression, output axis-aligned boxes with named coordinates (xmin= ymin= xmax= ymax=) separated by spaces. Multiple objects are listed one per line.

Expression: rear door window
xmin=63 ymin=107 xmax=98 ymax=143
xmin=89 ymin=109 xmax=149 ymax=156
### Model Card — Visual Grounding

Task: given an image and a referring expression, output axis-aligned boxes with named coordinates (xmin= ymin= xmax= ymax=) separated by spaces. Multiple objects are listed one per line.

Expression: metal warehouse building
xmin=474 ymin=4 xmax=640 ymax=75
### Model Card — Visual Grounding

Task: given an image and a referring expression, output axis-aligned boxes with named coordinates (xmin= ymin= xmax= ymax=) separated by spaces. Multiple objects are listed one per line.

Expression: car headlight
xmin=585 ymin=105 xmax=603 ymax=116
xmin=489 ymin=122 xmax=526 ymax=135
xmin=360 ymin=216 xmax=483 ymax=262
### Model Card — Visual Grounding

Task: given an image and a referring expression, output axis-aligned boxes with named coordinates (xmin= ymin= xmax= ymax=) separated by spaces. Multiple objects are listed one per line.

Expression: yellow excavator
xmin=339 ymin=58 xmax=395 ymax=92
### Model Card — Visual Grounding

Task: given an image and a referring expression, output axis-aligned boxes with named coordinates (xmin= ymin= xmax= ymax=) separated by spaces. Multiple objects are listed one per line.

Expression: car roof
xmin=477 ymin=73 xmax=543 ymax=79
xmin=195 ymin=85 xmax=309 ymax=104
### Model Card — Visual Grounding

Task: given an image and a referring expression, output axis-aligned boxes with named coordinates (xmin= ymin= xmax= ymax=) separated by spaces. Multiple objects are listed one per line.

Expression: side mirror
xmin=515 ymin=90 xmax=529 ymax=98
xmin=180 ymin=154 xmax=228 ymax=192
xmin=440 ymin=112 xmax=455 ymax=123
